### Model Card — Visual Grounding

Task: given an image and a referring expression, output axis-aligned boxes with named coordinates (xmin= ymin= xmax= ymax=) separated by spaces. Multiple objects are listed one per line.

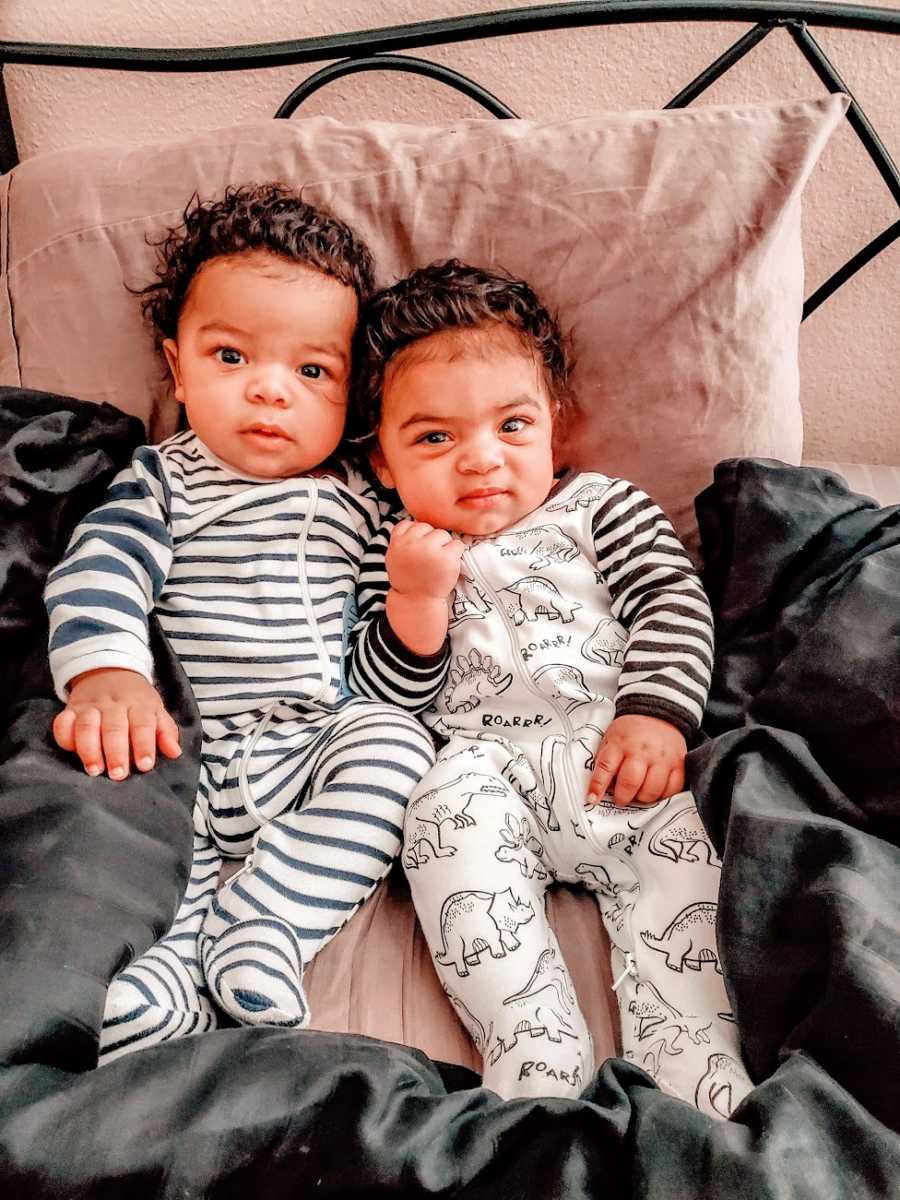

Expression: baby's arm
xmin=44 ymin=448 xmax=179 ymax=779
xmin=347 ymin=515 xmax=460 ymax=711
xmin=588 ymin=479 xmax=714 ymax=806
xmin=384 ymin=519 xmax=465 ymax=654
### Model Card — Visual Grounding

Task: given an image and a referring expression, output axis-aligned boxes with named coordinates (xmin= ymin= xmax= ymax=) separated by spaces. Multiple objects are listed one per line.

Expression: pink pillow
xmin=0 ymin=96 xmax=848 ymax=553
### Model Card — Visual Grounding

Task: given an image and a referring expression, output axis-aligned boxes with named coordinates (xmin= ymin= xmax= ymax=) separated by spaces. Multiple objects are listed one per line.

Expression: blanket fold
xmin=1 ymin=392 xmax=898 ymax=1198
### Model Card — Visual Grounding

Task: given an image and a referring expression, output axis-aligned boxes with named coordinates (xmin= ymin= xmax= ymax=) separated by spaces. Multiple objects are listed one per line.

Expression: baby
xmin=347 ymin=260 xmax=753 ymax=1115
xmin=44 ymin=184 xmax=436 ymax=1061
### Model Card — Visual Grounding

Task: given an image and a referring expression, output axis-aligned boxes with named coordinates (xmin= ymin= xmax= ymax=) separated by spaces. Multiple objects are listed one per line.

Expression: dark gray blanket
xmin=1 ymin=389 xmax=898 ymax=1198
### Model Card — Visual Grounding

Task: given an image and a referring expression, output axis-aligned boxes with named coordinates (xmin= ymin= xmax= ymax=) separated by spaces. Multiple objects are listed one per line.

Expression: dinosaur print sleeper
xmin=352 ymin=471 xmax=753 ymax=1113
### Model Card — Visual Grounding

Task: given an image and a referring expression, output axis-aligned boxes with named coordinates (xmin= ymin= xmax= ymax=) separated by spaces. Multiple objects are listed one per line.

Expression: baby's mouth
xmin=243 ymin=423 xmax=291 ymax=442
xmin=458 ymin=488 xmax=507 ymax=507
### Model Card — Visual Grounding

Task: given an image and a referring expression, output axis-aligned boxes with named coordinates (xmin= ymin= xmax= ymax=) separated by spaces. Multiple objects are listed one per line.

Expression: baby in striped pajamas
xmin=346 ymin=261 xmax=754 ymax=1115
xmin=44 ymin=184 xmax=443 ymax=1061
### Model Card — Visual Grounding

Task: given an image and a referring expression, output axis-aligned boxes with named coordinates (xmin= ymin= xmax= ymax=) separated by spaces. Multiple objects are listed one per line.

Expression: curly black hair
xmin=138 ymin=182 xmax=375 ymax=347
xmin=348 ymin=259 xmax=574 ymax=455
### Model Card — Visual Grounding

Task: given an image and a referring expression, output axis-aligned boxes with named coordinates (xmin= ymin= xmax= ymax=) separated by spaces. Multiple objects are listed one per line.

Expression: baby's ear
xmin=162 ymin=338 xmax=186 ymax=403
xmin=369 ymin=443 xmax=395 ymax=490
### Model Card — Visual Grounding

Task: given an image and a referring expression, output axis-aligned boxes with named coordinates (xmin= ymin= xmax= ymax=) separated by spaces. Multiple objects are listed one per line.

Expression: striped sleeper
xmin=45 ymin=431 xmax=442 ymax=1060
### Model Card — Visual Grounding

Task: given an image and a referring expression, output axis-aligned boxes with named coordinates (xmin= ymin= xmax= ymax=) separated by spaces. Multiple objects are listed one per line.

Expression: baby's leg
xmin=99 ymin=814 xmax=221 ymax=1064
xmin=582 ymin=792 xmax=753 ymax=1117
xmin=406 ymin=740 xmax=592 ymax=1100
xmin=201 ymin=700 xmax=435 ymax=1027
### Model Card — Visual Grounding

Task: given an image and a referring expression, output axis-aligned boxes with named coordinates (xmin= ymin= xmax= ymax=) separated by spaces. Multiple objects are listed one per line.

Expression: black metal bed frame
xmin=1 ymin=0 xmax=898 ymax=319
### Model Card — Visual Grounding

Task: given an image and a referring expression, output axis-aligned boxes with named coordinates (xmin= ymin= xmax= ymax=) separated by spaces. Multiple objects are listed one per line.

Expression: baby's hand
xmin=587 ymin=714 xmax=686 ymax=807
xmin=52 ymin=667 xmax=181 ymax=781
xmin=386 ymin=519 xmax=465 ymax=600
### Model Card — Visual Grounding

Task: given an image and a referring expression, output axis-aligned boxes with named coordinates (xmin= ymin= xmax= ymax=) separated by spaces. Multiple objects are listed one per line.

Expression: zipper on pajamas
xmin=294 ymin=478 xmax=332 ymax=703
xmin=463 ymin=552 xmax=600 ymax=830
xmin=235 ymin=481 xmax=328 ymax=831
xmin=463 ymin=549 xmax=577 ymax=760
xmin=611 ymin=952 xmax=637 ymax=992
xmin=465 ymin=550 xmax=642 ymax=976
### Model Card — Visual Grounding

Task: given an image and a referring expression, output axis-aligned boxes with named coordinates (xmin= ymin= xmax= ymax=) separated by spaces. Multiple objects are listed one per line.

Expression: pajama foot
xmin=201 ymin=917 xmax=310 ymax=1028
xmin=99 ymin=965 xmax=218 ymax=1065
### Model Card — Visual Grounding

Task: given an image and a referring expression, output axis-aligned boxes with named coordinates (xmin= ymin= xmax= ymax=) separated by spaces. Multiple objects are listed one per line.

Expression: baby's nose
xmin=247 ymin=366 xmax=292 ymax=406
xmin=460 ymin=435 xmax=503 ymax=473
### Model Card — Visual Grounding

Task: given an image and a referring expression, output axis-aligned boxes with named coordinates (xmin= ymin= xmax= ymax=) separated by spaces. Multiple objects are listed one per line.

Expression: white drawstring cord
xmin=611 ymin=952 xmax=637 ymax=992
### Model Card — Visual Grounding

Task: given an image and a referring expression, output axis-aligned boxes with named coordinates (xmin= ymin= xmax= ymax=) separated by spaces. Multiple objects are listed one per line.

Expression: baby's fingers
xmin=130 ymin=710 xmax=160 ymax=772
xmin=73 ymin=707 xmax=105 ymax=776
xmin=635 ymin=763 xmax=669 ymax=805
xmin=588 ymin=741 xmax=624 ymax=803
xmin=100 ymin=706 xmax=131 ymax=781
xmin=665 ymin=763 xmax=686 ymax=798
xmin=156 ymin=710 xmax=182 ymax=760
xmin=52 ymin=707 xmax=77 ymax=753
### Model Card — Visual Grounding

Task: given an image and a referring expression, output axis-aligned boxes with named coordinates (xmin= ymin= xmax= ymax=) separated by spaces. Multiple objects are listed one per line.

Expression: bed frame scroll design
xmin=1 ymin=0 xmax=898 ymax=319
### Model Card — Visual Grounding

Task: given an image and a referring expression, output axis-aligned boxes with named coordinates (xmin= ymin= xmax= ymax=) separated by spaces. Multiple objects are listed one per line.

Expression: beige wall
xmin=2 ymin=0 xmax=898 ymax=463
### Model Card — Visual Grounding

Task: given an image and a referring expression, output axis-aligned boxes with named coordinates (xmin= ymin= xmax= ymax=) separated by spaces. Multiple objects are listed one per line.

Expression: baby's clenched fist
xmin=386 ymin=519 xmax=465 ymax=600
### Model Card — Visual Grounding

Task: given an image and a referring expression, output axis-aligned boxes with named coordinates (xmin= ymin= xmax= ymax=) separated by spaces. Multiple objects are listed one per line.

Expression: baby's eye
xmin=501 ymin=417 xmax=528 ymax=434
xmin=299 ymin=364 xmax=324 ymax=379
xmin=417 ymin=431 xmax=449 ymax=445
xmin=215 ymin=347 xmax=245 ymax=366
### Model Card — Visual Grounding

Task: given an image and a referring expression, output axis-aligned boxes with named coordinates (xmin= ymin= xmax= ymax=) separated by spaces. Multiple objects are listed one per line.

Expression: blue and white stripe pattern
xmin=47 ymin=430 xmax=387 ymax=720
xmin=46 ymin=432 xmax=437 ymax=1058
xmin=99 ymin=829 xmax=222 ymax=1062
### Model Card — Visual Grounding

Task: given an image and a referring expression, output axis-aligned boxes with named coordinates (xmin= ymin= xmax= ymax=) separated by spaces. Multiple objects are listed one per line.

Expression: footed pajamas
xmin=46 ymin=432 xmax=440 ymax=1061
xmin=352 ymin=472 xmax=753 ymax=1114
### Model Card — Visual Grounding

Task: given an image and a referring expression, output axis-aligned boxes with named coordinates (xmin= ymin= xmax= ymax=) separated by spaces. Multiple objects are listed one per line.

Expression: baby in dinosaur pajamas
xmin=347 ymin=260 xmax=753 ymax=1114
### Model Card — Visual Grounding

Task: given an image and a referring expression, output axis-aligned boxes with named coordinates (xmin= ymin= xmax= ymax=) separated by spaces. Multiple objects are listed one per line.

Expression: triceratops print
xmin=449 ymin=574 xmax=492 ymax=628
xmin=495 ymin=813 xmax=549 ymax=880
xmin=639 ymin=902 xmax=722 ymax=974
xmin=582 ymin=616 xmax=627 ymax=666
xmin=487 ymin=948 xmax=578 ymax=1065
xmin=492 ymin=524 xmax=579 ymax=570
xmin=546 ymin=479 xmax=613 ymax=513
xmin=435 ymin=887 xmax=534 ymax=977
xmin=404 ymin=772 xmax=506 ymax=869
xmin=443 ymin=648 xmax=512 ymax=713
xmin=500 ymin=577 xmax=582 ymax=626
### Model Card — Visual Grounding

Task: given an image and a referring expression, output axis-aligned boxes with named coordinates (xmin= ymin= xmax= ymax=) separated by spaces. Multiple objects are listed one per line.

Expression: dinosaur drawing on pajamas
xmin=627 ymin=980 xmax=713 ymax=1076
xmin=532 ymin=663 xmax=593 ymax=713
xmin=404 ymin=773 xmax=506 ymax=868
xmin=694 ymin=1053 xmax=746 ymax=1118
xmin=449 ymin=574 xmax=492 ymax=626
xmin=435 ymin=887 xmax=534 ymax=977
xmin=582 ymin=616 xmax=627 ymax=666
xmin=443 ymin=649 xmax=513 ymax=713
xmin=647 ymin=804 xmax=720 ymax=867
xmin=500 ymin=577 xmax=582 ymax=626
xmin=492 ymin=524 xmax=579 ymax=570
xmin=495 ymin=814 xmax=549 ymax=879
xmin=486 ymin=949 xmax=578 ymax=1064
xmin=640 ymin=902 xmax=721 ymax=973
xmin=546 ymin=479 xmax=613 ymax=512
xmin=498 ymin=743 xmax=561 ymax=832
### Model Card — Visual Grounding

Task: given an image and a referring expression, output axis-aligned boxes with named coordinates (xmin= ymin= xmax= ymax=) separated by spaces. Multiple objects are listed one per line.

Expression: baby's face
xmin=163 ymin=251 xmax=357 ymax=478
xmin=372 ymin=335 xmax=557 ymax=536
